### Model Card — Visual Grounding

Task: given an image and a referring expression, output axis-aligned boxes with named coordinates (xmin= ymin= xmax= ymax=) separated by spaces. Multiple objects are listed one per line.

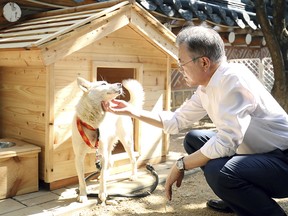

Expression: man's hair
xmin=176 ymin=26 xmax=225 ymax=63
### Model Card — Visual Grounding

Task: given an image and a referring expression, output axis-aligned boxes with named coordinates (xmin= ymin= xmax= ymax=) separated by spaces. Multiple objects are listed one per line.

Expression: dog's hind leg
xmin=98 ymin=146 xmax=109 ymax=204
xmin=120 ymin=137 xmax=138 ymax=181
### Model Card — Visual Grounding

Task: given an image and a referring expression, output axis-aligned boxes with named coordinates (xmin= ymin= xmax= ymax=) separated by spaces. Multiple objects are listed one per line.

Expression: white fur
xmin=72 ymin=77 xmax=144 ymax=204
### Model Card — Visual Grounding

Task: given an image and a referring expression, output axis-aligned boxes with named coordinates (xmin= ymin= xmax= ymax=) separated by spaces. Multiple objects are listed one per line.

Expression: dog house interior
xmin=97 ymin=66 xmax=138 ymax=154
xmin=0 ymin=1 xmax=177 ymax=190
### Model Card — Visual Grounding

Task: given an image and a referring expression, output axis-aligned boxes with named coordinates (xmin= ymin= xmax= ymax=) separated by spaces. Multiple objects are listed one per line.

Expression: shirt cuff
xmin=159 ymin=111 xmax=179 ymax=134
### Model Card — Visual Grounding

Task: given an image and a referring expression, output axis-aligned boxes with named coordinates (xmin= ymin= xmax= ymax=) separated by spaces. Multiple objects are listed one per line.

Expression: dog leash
xmin=85 ymin=164 xmax=159 ymax=198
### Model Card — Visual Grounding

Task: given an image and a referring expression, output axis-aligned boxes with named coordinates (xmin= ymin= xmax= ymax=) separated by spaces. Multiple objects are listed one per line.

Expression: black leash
xmin=85 ymin=163 xmax=159 ymax=198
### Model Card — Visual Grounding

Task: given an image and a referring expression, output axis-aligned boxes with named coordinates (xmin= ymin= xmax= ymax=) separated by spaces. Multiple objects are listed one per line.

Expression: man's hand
xmin=102 ymin=99 xmax=136 ymax=116
xmin=165 ymin=163 xmax=185 ymax=201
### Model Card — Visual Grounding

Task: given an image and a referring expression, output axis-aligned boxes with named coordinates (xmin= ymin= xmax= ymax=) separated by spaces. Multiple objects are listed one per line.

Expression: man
xmin=102 ymin=26 xmax=288 ymax=216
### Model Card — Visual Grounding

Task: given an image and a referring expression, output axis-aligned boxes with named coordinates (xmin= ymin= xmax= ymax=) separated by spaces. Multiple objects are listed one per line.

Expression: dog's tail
xmin=122 ymin=79 xmax=144 ymax=108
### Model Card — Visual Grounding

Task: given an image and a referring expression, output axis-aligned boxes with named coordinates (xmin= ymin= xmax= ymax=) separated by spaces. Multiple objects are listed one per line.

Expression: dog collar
xmin=76 ymin=116 xmax=100 ymax=149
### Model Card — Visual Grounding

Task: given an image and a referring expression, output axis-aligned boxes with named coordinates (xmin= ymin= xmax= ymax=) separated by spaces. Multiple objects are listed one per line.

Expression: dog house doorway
xmin=93 ymin=62 xmax=143 ymax=158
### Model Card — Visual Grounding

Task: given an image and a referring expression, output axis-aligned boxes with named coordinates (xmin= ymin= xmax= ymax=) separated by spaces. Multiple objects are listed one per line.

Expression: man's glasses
xmin=178 ymin=56 xmax=203 ymax=71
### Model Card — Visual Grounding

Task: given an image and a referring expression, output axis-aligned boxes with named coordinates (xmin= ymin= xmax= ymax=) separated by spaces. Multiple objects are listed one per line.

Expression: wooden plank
xmin=1 ymin=20 xmax=77 ymax=33
xmin=87 ymin=31 xmax=165 ymax=57
xmin=0 ymin=50 xmax=43 ymax=67
xmin=41 ymin=7 xmax=131 ymax=65
xmin=0 ymin=138 xmax=41 ymax=158
xmin=0 ymin=104 xmax=46 ymax=124
xmin=30 ymin=1 xmax=131 ymax=48
xmin=14 ymin=11 xmax=99 ymax=27
xmin=0 ymin=67 xmax=46 ymax=86
xmin=54 ymin=61 xmax=90 ymax=70
xmin=45 ymin=65 xmax=55 ymax=183
xmin=0 ymin=34 xmax=51 ymax=43
xmin=31 ymin=0 xmax=127 ymax=19
xmin=163 ymin=57 xmax=171 ymax=155
xmin=0 ymin=27 xmax=62 ymax=38
xmin=0 ymin=42 xmax=35 ymax=49
xmin=0 ymin=83 xmax=46 ymax=104
xmin=0 ymin=152 xmax=39 ymax=199
xmin=0 ymin=121 xmax=46 ymax=144
xmin=62 ymin=51 xmax=167 ymax=65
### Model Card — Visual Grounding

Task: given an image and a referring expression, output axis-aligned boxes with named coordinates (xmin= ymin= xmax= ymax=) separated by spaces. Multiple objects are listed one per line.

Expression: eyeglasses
xmin=178 ymin=56 xmax=203 ymax=71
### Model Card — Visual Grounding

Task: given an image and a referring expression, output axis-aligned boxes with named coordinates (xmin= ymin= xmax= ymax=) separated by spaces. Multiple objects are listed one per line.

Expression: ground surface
xmin=83 ymin=122 xmax=288 ymax=216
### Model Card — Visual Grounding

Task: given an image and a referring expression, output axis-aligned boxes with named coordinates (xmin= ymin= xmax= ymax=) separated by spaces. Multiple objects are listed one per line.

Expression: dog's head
xmin=77 ymin=77 xmax=123 ymax=102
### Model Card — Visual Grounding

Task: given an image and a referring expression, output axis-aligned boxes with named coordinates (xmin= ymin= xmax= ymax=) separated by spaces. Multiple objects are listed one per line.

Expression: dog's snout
xmin=117 ymin=83 xmax=122 ymax=88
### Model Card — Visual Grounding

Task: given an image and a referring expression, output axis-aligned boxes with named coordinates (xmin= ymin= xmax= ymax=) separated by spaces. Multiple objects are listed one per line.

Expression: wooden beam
xmin=249 ymin=36 xmax=266 ymax=47
xmin=232 ymin=33 xmax=252 ymax=46
xmin=221 ymin=32 xmax=235 ymax=44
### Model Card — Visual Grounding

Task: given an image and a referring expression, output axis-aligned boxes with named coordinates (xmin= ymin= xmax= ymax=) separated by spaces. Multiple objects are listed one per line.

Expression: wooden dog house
xmin=0 ymin=1 xmax=177 ymax=189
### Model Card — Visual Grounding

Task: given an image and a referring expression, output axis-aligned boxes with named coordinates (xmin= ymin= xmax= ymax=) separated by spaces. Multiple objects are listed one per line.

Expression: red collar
xmin=76 ymin=116 xmax=99 ymax=149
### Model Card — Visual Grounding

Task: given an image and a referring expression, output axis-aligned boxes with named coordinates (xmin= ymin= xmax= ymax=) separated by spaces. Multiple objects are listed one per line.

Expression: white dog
xmin=72 ymin=77 xmax=144 ymax=204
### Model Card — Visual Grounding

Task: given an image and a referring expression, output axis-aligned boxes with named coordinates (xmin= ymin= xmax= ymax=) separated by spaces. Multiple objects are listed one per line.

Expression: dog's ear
xmin=77 ymin=77 xmax=91 ymax=92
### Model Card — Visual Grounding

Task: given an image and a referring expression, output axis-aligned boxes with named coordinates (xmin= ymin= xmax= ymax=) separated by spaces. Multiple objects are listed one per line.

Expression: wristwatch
xmin=176 ymin=156 xmax=185 ymax=172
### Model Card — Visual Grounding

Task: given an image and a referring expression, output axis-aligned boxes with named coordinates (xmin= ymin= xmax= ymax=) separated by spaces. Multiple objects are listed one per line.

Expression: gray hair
xmin=176 ymin=26 xmax=226 ymax=63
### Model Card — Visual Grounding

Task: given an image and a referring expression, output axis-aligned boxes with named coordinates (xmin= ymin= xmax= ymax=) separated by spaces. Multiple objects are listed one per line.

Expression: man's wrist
xmin=176 ymin=156 xmax=186 ymax=172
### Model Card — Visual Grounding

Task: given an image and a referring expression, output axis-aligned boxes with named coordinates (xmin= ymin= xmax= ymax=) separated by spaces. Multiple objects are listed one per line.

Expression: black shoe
xmin=206 ymin=199 xmax=234 ymax=213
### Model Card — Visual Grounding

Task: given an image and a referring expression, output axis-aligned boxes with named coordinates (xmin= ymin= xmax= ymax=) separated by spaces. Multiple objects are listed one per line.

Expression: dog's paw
xmin=106 ymin=200 xmax=118 ymax=205
xmin=99 ymin=192 xmax=108 ymax=204
xmin=77 ymin=195 xmax=88 ymax=203
xmin=129 ymin=174 xmax=138 ymax=181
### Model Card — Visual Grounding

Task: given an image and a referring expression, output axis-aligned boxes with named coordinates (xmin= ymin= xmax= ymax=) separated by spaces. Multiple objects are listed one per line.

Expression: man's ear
xmin=201 ymin=56 xmax=210 ymax=70
xmin=77 ymin=77 xmax=91 ymax=92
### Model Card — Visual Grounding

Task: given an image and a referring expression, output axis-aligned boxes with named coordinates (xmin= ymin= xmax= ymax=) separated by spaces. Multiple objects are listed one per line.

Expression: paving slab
xmin=0 ymin=199 xmax=26 ymax=215
xmin=0 ymin=151 xmax=196 ymax=216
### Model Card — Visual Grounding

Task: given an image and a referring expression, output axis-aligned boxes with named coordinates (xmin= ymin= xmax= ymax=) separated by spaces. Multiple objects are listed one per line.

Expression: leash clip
xmin=95 ymin=149 xmax=102 ymax=170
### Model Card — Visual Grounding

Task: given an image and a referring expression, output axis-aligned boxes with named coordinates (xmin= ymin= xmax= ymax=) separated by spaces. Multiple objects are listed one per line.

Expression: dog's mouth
xmin=106 ymin=84 xmax=123 ymax=100
xmin=108 ymin=87 xmax=123 ymax=95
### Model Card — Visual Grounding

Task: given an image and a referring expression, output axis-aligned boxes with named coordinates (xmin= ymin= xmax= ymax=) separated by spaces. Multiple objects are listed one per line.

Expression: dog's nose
xmin=117 ymin=83 xmax=122 ymax=87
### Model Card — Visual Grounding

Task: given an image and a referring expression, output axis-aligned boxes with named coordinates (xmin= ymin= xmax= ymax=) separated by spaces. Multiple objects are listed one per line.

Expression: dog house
xmin=0 ymin=1 xmax=177 ymax=189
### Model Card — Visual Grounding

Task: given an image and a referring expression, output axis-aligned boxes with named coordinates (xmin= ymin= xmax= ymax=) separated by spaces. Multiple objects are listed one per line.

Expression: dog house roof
xmin=0 ymin=1 xmax=177 ymax=64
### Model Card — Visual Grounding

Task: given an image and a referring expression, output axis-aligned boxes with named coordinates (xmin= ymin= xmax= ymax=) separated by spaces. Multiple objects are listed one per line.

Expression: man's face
xmin=177 ymin=44 xmax=209 ymax=87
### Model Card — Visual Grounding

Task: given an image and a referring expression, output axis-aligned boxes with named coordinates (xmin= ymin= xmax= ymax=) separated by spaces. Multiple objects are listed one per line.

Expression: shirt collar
xmin=201 ymin=60 xmax=229 ymax=91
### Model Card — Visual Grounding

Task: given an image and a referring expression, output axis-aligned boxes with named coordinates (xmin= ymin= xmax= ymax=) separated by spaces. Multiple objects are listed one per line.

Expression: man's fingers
xmin=176 ymin=172 xmax=184 ymax=187
xmin=165 ymin=186 xmax=172 ymax=201
xmin=176 ymin=178 xmax=182 ymax=187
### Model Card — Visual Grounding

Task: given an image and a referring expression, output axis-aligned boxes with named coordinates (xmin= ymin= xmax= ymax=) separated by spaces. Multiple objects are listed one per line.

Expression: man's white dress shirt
xmin=160 ymin=62 xmax=288 ymax=159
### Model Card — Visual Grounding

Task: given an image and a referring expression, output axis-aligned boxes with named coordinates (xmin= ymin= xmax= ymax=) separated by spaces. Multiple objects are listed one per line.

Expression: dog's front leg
xmin=75 ymin=154 xmax=88 ymax=203
xmin=99 ymin=155 xmax=109 ymax=204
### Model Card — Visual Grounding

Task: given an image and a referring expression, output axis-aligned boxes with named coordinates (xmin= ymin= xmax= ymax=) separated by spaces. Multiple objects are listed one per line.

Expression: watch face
xmin=176 ymin=158 xmax=184 ymax=170
xmin=3 ymin=2 xmax=22 ymax=22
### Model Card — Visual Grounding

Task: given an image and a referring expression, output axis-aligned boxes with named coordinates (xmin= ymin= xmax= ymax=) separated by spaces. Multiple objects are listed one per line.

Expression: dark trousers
xmin=184 ymin=129 xmax=288 ymax=216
